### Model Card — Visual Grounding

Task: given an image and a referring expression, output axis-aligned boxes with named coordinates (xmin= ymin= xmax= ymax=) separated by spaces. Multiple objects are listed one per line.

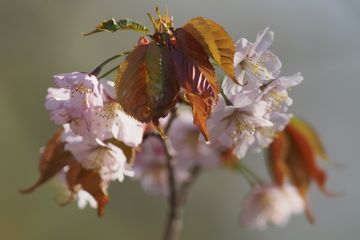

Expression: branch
xmin=178 ymin=166 xmax=201 ymax=205
xmin=161 ymin=109 xmax=202 ymax=240
xmin=162 ymin=109 xmax=180 ymax=240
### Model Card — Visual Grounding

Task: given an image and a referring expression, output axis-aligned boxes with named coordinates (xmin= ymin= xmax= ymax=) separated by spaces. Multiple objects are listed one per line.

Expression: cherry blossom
xmin=240 ymin=184 xmax=305 ymax=230
xmin=222 ymin=28 xmax=282 ymax=96
xmin=133 ymin=135 xmax=190 ymax=196
xmin=24 ymin=11 xmax=327 ymax=237
xmin=252 ymin=73 xmax=304 ymax=150
xmin=77 ymin=190 xmax=98 ymax=209
xmin=86 ymin=102 xmax=144 ymax=147
xmin=207 ymin=95 xmax=272 ymax=158
xmin=134 ymin=109 xmax=220 ymax=196
xmin=46 ymin=72 xmax=144 ymax=145
xmin=45 ymin=72 xmax=105 ymax=134
xmin=259 ymin=73 xmax=304 ymax=113
xmin=63 ymin=126 xmax=134 ymax=182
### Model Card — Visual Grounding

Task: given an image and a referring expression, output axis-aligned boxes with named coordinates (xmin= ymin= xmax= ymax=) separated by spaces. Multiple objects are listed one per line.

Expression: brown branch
xmin=162 ymin=108 xmax=180 ymax=240
xmin=178 ymin=166 xmax=201 ymax=205
xmin=161 ymin=108 xmax=202 ymax=240
xmin=163 ymin=165 xmax=201 ymax=240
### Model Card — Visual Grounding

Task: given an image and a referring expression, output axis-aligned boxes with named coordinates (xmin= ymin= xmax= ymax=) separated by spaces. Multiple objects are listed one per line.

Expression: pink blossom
xmin=134 ymin=109 xmax=220 ymax=196
xmin=133 ymin=136 xmax=190 ymax=196
xmin=86 ymin=102 xmax=144 ymax=147
xmin=63 ymin=126 xmax=134 ymax=183
xmin=46 ymin=72 xmax=144 ymax=146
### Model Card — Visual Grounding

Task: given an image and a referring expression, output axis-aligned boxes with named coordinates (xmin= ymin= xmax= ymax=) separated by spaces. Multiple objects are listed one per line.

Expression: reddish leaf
xmin=66 ymin=160 xmax=109 ymax=217
xmin=21 ymin=128 xmax=71 ymax=193
xmin=183 ymin=16 xmax=236 ymax=80
xmin=268 ymin=117 xmax=331 ymax=223
xmin=284 ymin=141 xmax=315 ymax=223
xmin=184 ymin=93 xmax=213 ymax=142
xmin=105 ymin=138 xmax=136 ymax=164
xmin=286 ymin=123 xmax=328 ymax=193
xmin=172 ymin=28 xmax=219 ymax=141
xmin=268 ymin=131 xmax=289 ymax=186
xmin=290 ymin=117 xmax=328 ymax=160
xmin=116 ymin=42 xmax=179 ymax=126
xmin=174 ymin=28 xmax=218 ymax=93
xmin=220 ymin=147 xmax=239 ymax=168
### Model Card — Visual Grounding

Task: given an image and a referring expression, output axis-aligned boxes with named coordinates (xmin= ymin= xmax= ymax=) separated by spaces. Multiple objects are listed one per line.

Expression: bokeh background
xmin=1 ymin=0 xmax=359 ymax=239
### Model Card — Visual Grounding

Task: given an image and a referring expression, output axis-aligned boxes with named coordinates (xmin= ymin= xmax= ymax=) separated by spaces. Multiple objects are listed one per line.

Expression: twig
xmin=90 ymin=51 xmax=129 ymax=76
xmin=178 ymin=166 xmax=201 ymax=205
xmin=162 ymin=109 xmax=179 ymax=240
xmin=161 ymin=109 xmax=202 ymax=240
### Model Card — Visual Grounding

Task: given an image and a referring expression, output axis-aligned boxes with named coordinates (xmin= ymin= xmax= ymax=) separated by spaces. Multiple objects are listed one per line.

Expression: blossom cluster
xmin=208 ymin=28 xmax=303 ymax=159
xmin=24 ymin=14 xmax=329 ymax=234
xmin=46 ymin=72 xmax=144 ymax=207
xmin=48 ymin=28 xmax=302 ymax=228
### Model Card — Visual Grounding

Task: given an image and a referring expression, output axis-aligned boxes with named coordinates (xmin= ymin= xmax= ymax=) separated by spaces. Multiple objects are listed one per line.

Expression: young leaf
xmin=105 ymin=138 xmax=136 ymax=164
xmin=172 ymin=28 xmax=219 ymax=141
xmin=116 ymin=43 xmax=179 ymax=126
xmin=183 ymin=17 xmax=236 ymax=81
xmin=268 ymin=131 xmax=289 ymax=185
xmin=83 ymin=18 xmax=149 ymax=36
xmin=21 ymin=128 xmax=71 ymax=193
xmin=286 ymin=122 xmax=328 ymax=193
xmin=268 ymin=117 xmax=331 ymax=223
xmin=184 ymin=93 xmax=213 ymax=142
xmin=66 ymin=160 xmax=109 ymax=217
xmin=290 ymin=116 xmax=328 ymax=160
xmin=174 ymin=28 xmax=218 ymax=91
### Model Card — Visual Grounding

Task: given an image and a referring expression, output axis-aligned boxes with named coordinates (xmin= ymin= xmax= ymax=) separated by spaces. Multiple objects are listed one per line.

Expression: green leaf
xmin=83 ymin=18 xmax=149 ymax=36
xmin=145 ymin=42 xmax=164 ymax=101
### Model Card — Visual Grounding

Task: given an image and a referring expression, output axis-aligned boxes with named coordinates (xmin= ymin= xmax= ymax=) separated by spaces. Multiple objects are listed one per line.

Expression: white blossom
xmin=259 ymin=73 xmax=304 ymax=113
xmin=77 ymin=190 xmax=98 ymax=209
xmin=240 ymin=184 xmax=305 ymax=230
xmin=252 ymin=73 xmax=304 ymax=150
xmin=207 ymin=95 xmax=272 ymax=158
xmin=222 ymin=28 xmax=282 ymax=96
xmin=63 ymin=126 xmax=134 ymax=183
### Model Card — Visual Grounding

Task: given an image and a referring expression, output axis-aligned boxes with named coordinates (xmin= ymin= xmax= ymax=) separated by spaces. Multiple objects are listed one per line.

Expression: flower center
xmin=267 ymin=91 xmax=288 ymax=111
xmin=74 ymin=83 xmax=93 ymax=94
xmin=233 ymin=118 xmax=255 ymax=139
xmin=242 ymin=52 xmax=276 ymax=80
xmin=95 ymin=102 xmax=120 ymax=120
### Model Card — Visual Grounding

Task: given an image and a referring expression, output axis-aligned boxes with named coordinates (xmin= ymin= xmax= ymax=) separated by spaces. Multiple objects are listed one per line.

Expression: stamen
xmin=233 ymin=118 xmax=255 ymax=138
xmin=267 ymin=91 xmax=287 ymax=111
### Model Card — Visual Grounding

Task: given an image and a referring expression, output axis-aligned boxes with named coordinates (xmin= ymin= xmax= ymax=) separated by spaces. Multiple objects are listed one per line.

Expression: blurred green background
xmin=1 ymin=0 xmax=359 ymax=239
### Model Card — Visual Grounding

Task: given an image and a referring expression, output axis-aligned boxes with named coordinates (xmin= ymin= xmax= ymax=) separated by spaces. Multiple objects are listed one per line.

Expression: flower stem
xmin=90 ymin=51 xmax=129 ymax=77
xmin=237 ymin=162 xmax=263 ymax=187
xmin=99 ymin=64 xmax=119 ymax=79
